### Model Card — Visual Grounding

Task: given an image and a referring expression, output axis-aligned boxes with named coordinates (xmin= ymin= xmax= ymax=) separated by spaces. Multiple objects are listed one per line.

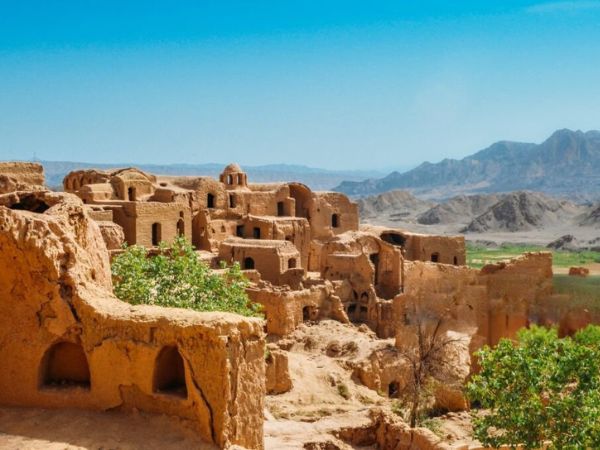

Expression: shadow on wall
xmin=40 ymin=342 xmax=90 ymax=390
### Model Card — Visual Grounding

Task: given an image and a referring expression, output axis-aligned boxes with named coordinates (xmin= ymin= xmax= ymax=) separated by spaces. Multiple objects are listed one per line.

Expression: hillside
xmin=335 ymin=129 xmax=600 ymax=200
xmin=580 ymin=204 xmax=600 ymax=226
xmin=358 ymin=190 xmax=600 ymax=249
xmin=417 ymin=194 xmax=504 ymax=225
xmin=356 ymin=190 xmax=433 ymax=222
xmin=39 ymin=160 xmax=383 ymax=191
xmin=461 ymin=191 xmax=583 ymax=233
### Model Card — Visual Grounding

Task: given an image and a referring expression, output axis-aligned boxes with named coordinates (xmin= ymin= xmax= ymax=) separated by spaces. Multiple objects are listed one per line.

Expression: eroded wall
xmin=0 ymin=191 xmax=265 ymax=450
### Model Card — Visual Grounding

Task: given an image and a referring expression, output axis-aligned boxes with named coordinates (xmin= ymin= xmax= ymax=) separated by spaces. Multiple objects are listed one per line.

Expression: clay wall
xmin=218 ymin=238 xmax=303 ymax=286
xmin=236 ymin=185 xmax=295 ymax=217
xmin=0 ymin=162 xmax=45 ymax=187
xmin=0 ymin=192 xmax=265 ymax=449
xmin=309 ymin=192 xmax=359 ymax=239
xmin=404 ymin=234 xmax=466 ymax=266
xmin=478 ymin=252 xmax=553 ymax=345
xmin=397 ymin=252 xmax=555 ymax=362
xmin=86 ymin=206 xmax=114 ymax=222
xmin=242 ymin=215 xmax=310 ymax=268
xmin=63 ymin=170 xmax=111 ymax=192
xmin=248 ymin=284 xmax=332 ymax=335
xmin=195 ymin=178 xmax=229 ymax=211
xmin=112 ymin=202 xmax=192 ymax=247
xmin=363 ymin=226 xmax=466 ymax=266
xmin=112 ymin=178 xmax=153 ymax=201
xmin=150 ymin=187 xmax=193 ymax=205
xmin=97 ymin=221 xmax=125 ymax=250
xmin=200 ymin=217 xmax=239 ymax=251
xmin=79 ymin=183 xmax=114 ymax=203
xmin=398 ymin=261 xmax=491 ymax=372
xmin=319 ymin=232 xmax=403 ymax=300
xmin=288 ymin=182 xmax=313 ymax=219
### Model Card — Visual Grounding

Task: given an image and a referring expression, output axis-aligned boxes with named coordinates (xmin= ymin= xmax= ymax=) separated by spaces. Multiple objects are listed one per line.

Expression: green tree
xmin=111 ymin=236 xmax=262 ymax=317
xmin=467 ymin=325 xmax=600 ymax=449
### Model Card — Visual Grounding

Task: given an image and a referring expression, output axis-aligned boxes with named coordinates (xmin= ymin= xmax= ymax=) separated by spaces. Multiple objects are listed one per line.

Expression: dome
xmin=222 ymin=163 xmax=243 ymax=174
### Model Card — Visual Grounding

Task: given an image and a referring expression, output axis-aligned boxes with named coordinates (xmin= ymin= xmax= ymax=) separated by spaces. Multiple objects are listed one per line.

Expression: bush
xmin=467 ymin=325 xmax=600 ymax=449
xmin=111 ymin=236 xmax=262 ymax=317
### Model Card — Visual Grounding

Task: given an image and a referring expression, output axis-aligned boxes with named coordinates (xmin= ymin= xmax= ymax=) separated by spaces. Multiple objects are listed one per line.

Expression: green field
xmin=554 ymin=274 xmax=600 ymax=313
xmin=466 ymin=243 xmax=600 ymax=269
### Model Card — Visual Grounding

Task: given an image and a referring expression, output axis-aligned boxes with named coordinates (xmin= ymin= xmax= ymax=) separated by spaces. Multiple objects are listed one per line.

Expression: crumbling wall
xmin=219 ymin=238 xmax=302 ymax=286
xmin=404 ymin=234 xmax=465 ymax=265
xmin=0 ymin=192 xmax=265 ymax=449
xmin=363 ymin=225 xmax=466 ymax=266
xmin=265 ymin=344 xmax=293 ymax=394
xmin=63 ymin=169 xmax=111 ymax=192
xmin=242 ymin=215 xmax=311 ymax=269
xmin=310 ymin=192 xmax=359 ymax=239
xmin=97 ymin=221 xmax=125 ymax=250
xmin=479 ymin=252 xmax=553 ymax=345
xmin=0 ymin=161 xmax=45 ymax=188
xmin=248 ymin=284 xmax=332 ymax=336
xmin=397 ymin=253 xmax=555 ymax=375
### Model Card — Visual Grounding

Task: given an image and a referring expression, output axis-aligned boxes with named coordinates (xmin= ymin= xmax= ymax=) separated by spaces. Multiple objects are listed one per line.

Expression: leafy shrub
xmin=467 ymin=325 xmax=600 ymax=449
xmin=111 ymin=236 xmax=262 ymax=317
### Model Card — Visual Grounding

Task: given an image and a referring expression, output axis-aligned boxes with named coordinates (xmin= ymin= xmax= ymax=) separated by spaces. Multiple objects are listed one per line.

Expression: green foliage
xmin=111 ymin=236 xmax=262 ymax=317
xmin=466 ymin=243 xmax=600 ymax=269
xmin=467 ymin=325 xmax=600 ymax=449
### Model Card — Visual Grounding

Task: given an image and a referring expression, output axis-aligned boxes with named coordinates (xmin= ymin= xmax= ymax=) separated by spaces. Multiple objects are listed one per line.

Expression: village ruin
xmin=0 ymin=161 xmax=579 ymax=449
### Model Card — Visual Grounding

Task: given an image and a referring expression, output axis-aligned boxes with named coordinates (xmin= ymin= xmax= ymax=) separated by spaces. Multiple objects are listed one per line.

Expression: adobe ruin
xmin=62 ymin=164 xmax=468 ymax=339
xmin=0 ymin=161 xmax=579 ymax=449
xmin=0 ymin=173 xmax=264 ymax=449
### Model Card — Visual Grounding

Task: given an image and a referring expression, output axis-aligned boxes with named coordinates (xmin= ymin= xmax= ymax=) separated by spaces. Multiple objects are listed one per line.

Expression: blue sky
xmin=1 ymin=1 xmax=600 ymax=171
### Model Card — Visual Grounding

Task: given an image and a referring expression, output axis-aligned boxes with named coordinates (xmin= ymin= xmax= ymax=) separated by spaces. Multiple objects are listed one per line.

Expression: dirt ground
xmin=264 ymin=321 xmax=479 ymax=449
xmin=0 ymin=406 xmax=213 ymax=450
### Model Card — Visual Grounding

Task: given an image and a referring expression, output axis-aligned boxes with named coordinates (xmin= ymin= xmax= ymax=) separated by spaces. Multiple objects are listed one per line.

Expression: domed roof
xmin=222 ymin=163 xmax=243 ymax=173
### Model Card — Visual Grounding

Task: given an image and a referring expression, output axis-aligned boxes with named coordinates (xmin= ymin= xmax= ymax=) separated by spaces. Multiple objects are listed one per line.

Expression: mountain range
xmin=335 ymin=129 xmax=600 ymax=200
xmin=37 ymin=160 xmax=384 ymax=191
xmin=357 ymin=189 xmax=600 ymax=249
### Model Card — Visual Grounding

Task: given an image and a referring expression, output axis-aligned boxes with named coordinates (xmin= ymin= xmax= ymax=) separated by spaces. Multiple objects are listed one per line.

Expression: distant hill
xmin=460 ymin=191 xmax=583 ymax=233
xmin=580 ymin=204 xmax=600 ymax=226
xmin=356 ymin=190 xmax=433 ymax=222
xmin=335 ymin=129 xmax=600 ymax=200
xmin=36 ymin=160 xmax=384 ymax=191
xmin=417 ymin=194 xmax=504 ymax=225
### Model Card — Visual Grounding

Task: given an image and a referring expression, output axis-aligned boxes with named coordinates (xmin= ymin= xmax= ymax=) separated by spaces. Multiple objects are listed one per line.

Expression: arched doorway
xmin=40 ymin=342 xmax=90 ymax=389
xmin=153 ymin=346 xmax=187 ymax=397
